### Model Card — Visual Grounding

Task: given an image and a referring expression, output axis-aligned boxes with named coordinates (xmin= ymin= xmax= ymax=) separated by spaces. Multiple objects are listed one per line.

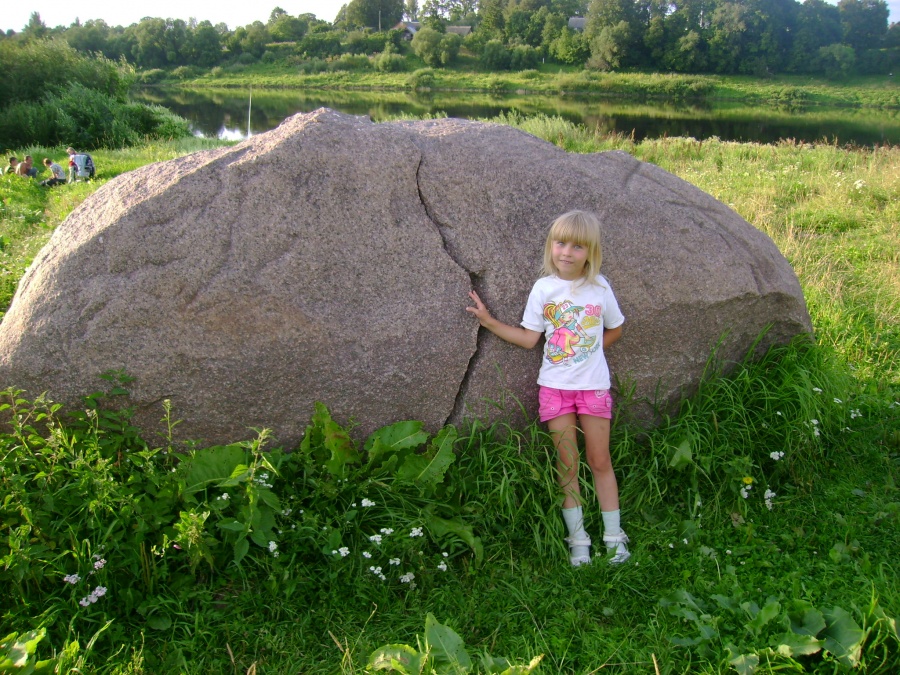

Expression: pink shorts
xmin=538 ymin=387 xmax=613 ymax=422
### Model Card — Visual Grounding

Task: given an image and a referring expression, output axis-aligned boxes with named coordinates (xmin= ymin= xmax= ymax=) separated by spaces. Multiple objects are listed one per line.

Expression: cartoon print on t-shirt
xmin=543 ymin=300 xmax=601 ymax=365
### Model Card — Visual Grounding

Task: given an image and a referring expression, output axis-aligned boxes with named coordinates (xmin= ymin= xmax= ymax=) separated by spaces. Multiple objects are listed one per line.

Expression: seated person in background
xmin=40 ymin=157 xmax=67 ymax=187
xmin=15 ymin=160 xmax=31 ymax=177
xmin=66 ymin=146 xmax=95 ymax=182
xmin=21 ymin=156 xmax=38 ymax=178
xmin=5 ymin=157 xmax=19 ymax=174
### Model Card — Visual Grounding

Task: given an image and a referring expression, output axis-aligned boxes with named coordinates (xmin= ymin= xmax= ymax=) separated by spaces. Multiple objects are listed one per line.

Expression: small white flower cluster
xmin=740 ymin=484 xmax=752 ymax=499
xmin=79 ymin=586 xmax=107 ymax=607
xmin=850 ymin=409 xmax=862 ymax=419
xmin=216 ymin=493 xmax=230 ymax=501
xmin=253 ymin=472 xmax=274 ymax=488
xmin=93 ymin=558 xmax=106 ymax=570
xmin=806 ymin=419 xmax=820 ymax=437
xmin=409 ymin=527 xmax=424 ymax=538
xmin=399 ymin=572 xmax=415 ymax=584
xmin=437 ymin=561 xmax=448 ymax=572
xmin=380 ymin=528 xmax=394 ymax=535
xmin=764 ymin=489 xmax=776 ymax=510
xmin=770 ymin=451 xmax=785 ymax=461
xmin=834 ymin=398 xmax=843 ymax=404
xmin=813 ymin=387 xmax=823 ymax=393
xmin=361 ymin=498 xmax=376 ymax=507
xmin=332 ymin=547 xmax=350 ymax=557
xmin=63 ymin=573 xmax=81 ymax=585
xmin=362 ymin=551 xmax=372 ymax=559
xmin=369 ymin=534 xmax=382 ymax=544
xmin=268 ymin=541 xmax=279 ymax=558
xmin=281 ymin=507 xmax=291 ymax=516
xmin=853 ymin=179 xmax=865 ymax=190
xmin=369 ymin=565 xmax=387 ymax=580
xmin=389 ymin=558 xmax=401 ymax=566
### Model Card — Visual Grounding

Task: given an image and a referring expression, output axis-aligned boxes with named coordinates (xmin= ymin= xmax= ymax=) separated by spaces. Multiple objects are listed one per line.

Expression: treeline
xmin=0 ymin=39 xmax=189 ymax=149
xmin=2 ymin=0 xmax=898 ymax=79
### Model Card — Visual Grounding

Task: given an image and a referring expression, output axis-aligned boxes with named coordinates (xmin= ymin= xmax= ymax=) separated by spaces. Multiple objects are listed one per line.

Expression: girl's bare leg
xmin=547 ymin=413 xmax=582 ymax=509
xmin=579 ymin=414 xmax=620 ymax=512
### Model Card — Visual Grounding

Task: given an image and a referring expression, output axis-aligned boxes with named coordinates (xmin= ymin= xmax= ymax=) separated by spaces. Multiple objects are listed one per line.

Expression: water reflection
xmin=132 ymin=86 xmax=900 ymax=147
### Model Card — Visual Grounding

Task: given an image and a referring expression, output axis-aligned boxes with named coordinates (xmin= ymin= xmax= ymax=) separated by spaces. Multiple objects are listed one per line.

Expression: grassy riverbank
xmin=1 ymin=121 xmax=898 ymax=673
xmin=170 ymin=61 xmax=900 ymax=109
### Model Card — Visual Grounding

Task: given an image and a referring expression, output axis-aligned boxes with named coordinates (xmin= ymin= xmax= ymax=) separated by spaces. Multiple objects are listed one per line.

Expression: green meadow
xmin=0 ymin=118 xmax=898 ymax=673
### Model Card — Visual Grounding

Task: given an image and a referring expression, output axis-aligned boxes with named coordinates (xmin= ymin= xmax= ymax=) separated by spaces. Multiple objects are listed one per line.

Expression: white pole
xmin=247 ymin=87 xmax=253 ymax=138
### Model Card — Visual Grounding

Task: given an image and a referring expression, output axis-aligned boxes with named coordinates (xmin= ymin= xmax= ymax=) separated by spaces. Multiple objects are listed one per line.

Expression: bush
xmin=407 ymin=67 xmax=436 ymax=89
xmin=0 ymin=82 xmax=191 ymax=150
xmin=170 ymin=65 xmax=200 ymax=80
xmin=509 ymin=44 xmax=540 ymax=71
xmin=298 ymin=58 xmax=329 ymax=74
xmin=136 ymin=69 xmax=167 ymax=85
xmin=375 ymin=44 xmax=407 ymax=72
xmin=237 ymin=52 xmax=257 ymax=65
xmin=0 ymin=37 xmax=133 ymax=105
xmin=480 ymin=40 xmax=511 ymax=70
xmin=329 ymin=53 xmax=372 ymax=71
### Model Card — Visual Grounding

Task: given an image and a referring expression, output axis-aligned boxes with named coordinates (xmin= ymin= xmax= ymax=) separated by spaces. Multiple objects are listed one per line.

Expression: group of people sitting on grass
xmin=5 ymin=147 xmax=95 ymax=186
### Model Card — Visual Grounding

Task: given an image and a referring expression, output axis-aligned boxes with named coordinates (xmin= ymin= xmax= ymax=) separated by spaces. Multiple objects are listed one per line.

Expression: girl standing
xmin=466 ymin=210 xmax=630 ymax=566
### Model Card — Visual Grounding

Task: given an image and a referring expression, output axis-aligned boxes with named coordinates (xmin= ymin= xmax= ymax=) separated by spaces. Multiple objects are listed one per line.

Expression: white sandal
xmin=565 ymin=535 xmax=592 ymax=567
xmin=602 ymin=531 xmax=631 ymax=564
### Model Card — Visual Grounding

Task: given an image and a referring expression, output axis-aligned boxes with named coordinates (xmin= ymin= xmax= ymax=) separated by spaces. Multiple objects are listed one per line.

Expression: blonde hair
xmin=541 ymin=210 xmax=604 ymax=284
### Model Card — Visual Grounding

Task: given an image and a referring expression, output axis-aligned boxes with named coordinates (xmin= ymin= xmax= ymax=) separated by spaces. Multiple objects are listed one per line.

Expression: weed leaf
xmin=424 ymin=512 xmax=483 ymax=565
xmin=787 ymin=600 xmax=826 ymax=636
xmin=775 ymin=631 xmax=823 ymax=657
xmin=182 ymin=444 xmax=247 ymax=496
xmin=424 ymin=614 xmax=472 ymax=671
xmin=821 ymin=606 xmax=866 ymax=667
xmin=746 ymin=599 xmax=781 ymax=637
xmin=368 ymin=643 xmax=422 ymax=673
xmin=397 ymin=426 xmax=457 ymax=488
xmin=364 ymin=420 xmax=429 ymax=454
xmin=669 ymin=438 xmax=693 ymax=470
xmin=727 ymin=650 xmax=759 ymax=675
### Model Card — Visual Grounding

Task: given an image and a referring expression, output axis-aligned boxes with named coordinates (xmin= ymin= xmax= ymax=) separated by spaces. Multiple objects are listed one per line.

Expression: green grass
xmin=175 ymin=61 xmax=900 ymax=108
xmin=1 ymin=119 xmax=898 ymax=673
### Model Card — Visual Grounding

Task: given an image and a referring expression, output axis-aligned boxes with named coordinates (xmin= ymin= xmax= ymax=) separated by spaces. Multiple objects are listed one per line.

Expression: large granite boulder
xmin=0 ymin=109 xmax=811 ymax=446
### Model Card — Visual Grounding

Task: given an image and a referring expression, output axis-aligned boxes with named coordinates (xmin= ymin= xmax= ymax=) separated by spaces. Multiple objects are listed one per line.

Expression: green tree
xmin=789 ymin=0 xmax=841 ymax=72
xmin=346 ymin=0 xmax=404 ymax=29
xmin=127 ymin=18 xmax=168 ymax=68
xmin=189 ymin=21 xmax=223 ymax=67
xmin=21 ymin=12 xmax=49 ymax=40
xmin=838 ymin=0 xmax=889 ymax=51
xmin=587 ymin=19 xmax=631 ymax=69
xmin=411 ymin=25 xmax=444 ymax=63
xmin=269 ymin=14 xmax=309 ymax=41
xmin=550 ymin=26 xmax=589 ymax=63
xmin=817 ymin=41 xmax=857 ymax=77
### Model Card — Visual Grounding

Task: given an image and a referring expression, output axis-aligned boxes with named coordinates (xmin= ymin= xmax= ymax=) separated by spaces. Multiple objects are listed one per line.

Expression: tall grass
xmin=1 ymin=120 xmax=898 ymax=673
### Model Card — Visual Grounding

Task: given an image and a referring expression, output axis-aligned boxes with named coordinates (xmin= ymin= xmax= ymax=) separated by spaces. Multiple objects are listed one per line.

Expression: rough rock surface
xmin=0 ymin=109 xmax=811 ymax=446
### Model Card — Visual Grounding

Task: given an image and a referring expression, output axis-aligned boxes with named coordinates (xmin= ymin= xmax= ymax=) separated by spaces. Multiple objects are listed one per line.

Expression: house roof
xmin=568 ymin=17 xmax=586 ymax=30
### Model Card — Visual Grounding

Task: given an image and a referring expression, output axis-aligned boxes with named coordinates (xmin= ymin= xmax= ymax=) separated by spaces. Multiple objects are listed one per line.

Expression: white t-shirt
xmin=521 ymin=274 xmax=625 ymax=390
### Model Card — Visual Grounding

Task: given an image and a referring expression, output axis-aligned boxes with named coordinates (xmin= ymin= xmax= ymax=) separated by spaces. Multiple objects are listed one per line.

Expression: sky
xmin=2 ymin=0 xmax=897 ymax=34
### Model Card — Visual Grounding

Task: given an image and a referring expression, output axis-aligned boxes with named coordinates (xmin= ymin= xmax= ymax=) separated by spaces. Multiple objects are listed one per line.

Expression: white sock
xmin=602 ymin=509 xmax=622 ymax=539
xmin=562 ymin=506 xmax=588 ymax=541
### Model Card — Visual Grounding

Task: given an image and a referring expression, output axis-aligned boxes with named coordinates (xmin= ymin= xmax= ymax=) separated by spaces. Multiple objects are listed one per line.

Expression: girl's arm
xmin=603 ymin=325 xmax=623 ymax=349
xmin=467 ymin=290 xmax=542 ymax=350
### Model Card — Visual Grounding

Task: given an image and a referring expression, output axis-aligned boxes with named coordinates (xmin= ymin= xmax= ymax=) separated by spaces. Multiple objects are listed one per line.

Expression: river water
xmin=132 ymin=86 xmax=900 ymax=147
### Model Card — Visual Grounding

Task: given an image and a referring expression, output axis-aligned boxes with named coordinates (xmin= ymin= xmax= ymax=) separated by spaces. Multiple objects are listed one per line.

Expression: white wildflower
xmin=63 ymin=574 xmax=81 ymax=585
xmin=338 ymin=547 xmax=350 ymax=557
xmin=268 ymin=541 xmax=278 ymax=553
xmin=812 ymin=387 xmax=822 ymax=393
xmin=93 ymin=558 xmax=106 ymax=570
xmin=389 ymin=558 xmax=401 ymax=566
xmin=442 ymin=552 xmax=449 ymax=557
xmin=380 ymin=528 xmax=394 ymax=535
xmin=362 ymin=551 xmax=372 ymax=559
xmin=834 ymin=398 xmax=843 ymax=404
xmin=770 ymin=451 xmax=785 ymax=461
xmin=400 ymin=572 xmax=415 ymax=583
xmin=850 ymin=409 xmax=862 ymax=419
xmin=409 ymin=527 xmax=424 ymax=538
xmin=369 ymin=534 xmax=382 ymax=544
xmin=361 ymin=498 xmax=376 ymax=507
xmin=437 ymin=561 xmax=448 ymax=572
